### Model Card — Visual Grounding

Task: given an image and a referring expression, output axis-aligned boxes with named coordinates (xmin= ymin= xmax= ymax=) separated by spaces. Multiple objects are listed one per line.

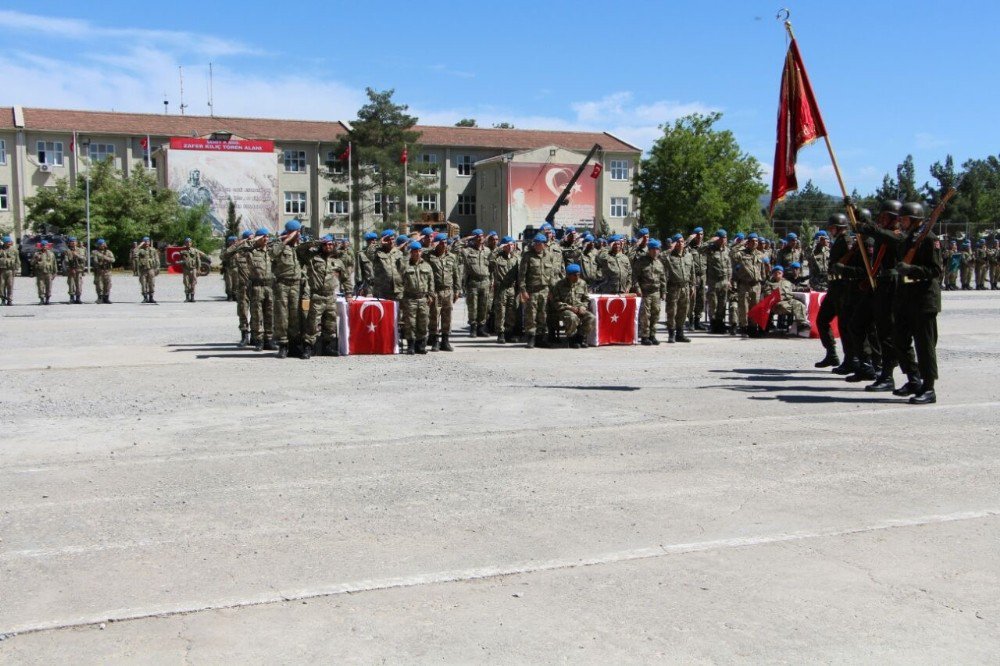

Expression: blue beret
xmin=566 ymin=263 xmax=582 ymax=274
xmin=364 ymin=231 xmax=378 ymax=240
xmin=538 ymin=223 xmax=552 ymax=231
xmin=502 ymin=235 xmax=515 ymax=244
xmin=773 ymin=264 xmax=784 ymax=272
xmin=435 ymin=233 xmax=448 ymax=242
xmin=284 ymin=220 xmax=302 ymax=233
xmin=381 ymin=229 xmax=395 ymax=238
xmin=241 ymin=230 xmax=253 ymax=238
xmin=226 ymin=235 xmax=237 ymax=242
xmin=735 ymin=232 xmax=745 ymax=240
xmin=472 ymin=228 xmax=484 ymax=236
xmin=814 ymin=230 xmax=828 ymax=238
xmin=96 ymin=238 xmax=106 ymax=245
xmin=716 ymin=229 xmax=727 ymax=238
xmin=610 ymin=234 xmax=623 ymax=242
xmin=68 ymin=236 xmax=77 ymax=242
xmin=142 ymin=236 xmax=150 ymax=242
xmin=488 ymin=230 xmax=498 ymax=237
xmin=693 ymin=226 xmax=704 ymax=233
xmin=396 ymin=236 xmax=409 ymax=245
xmin=748 ymin=233 xmax=758 ymax=240
xmin=255 ymin=228 xmax=269 ymax=236
xmin=565 ymin=226 xmax=576 ymax=233
xmin=648 ymin=239 xmax=662 ymax=249
xmin=321 ymin=234 xmax=335 ymax=242
xmin=790 ymin=261 xmax=801 ymax=269
xmin=184 ymin=237 xmax=192 ymax=242
xmin=638 ymin=227 xmax=649 ymax=235
xmin=672 ymin=233 xmax=683 ymax=242
xmin=762 ymin=256 xmax=771 ymax=263
xmin=786 ymin=232 xmax=797 ymax=240
xmin=2 ymin=235 xmax=11 ymax=243
xmin=532 ymin=233 xmax=547 ymax=243
xmin=421 ymin=227 xmax=433 ymax=235
xmin=583 ymin=234 xmax=594 ymax=242
xmin=409 ymin=241 xmax=422 ymax=251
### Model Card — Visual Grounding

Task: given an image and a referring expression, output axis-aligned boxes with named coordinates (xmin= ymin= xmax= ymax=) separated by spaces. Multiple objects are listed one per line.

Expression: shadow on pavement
xmin=532 ymin=385 xmax=641 ymax=392
xmin=748 ymin=394 xmax=905 ymax=405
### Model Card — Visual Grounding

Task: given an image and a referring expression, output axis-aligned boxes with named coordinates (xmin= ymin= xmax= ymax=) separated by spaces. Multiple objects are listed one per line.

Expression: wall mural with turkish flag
xmin=166 ymin=138 xmax=280 ymax=235
xmin=507 ymin=162 xmax=597 ymax=232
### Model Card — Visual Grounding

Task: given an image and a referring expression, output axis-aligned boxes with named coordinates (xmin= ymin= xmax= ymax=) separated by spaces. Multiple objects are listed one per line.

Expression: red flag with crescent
xmin=340 ymin=297 xmax=398 ymax=355
xmin=769 ymin=38 xmax=828 ymax=217
xmin=748 ymin=289 xmax=782 ymax=330
xmin=589 ymin=294 xmax=639 ymax=346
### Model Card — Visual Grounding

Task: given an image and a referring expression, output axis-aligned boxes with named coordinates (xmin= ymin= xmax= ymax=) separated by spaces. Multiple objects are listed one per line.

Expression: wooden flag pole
xmin=783 ymin=17 xmax=877 ymax=290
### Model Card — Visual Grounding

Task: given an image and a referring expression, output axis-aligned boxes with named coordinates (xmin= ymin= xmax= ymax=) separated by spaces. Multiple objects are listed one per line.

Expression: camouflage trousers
xmin=690 ymin=275 xmax=706 ymax=323
xmin=304 ymin=294 xmax=338 ymax=346
xmin=492 ymin=287 xmax=518 ymax=333
xmin=990 ymin=263 xmax=999 ymax=287
xmin=560 ymin=306 xmax=596 ymax=338
xmin=522 ymin=288 xmax=549 ymax=335
xmin=0 ymin=269 xmax=14 ymax=302
xmin=183 ymin=269 xmax=198 ymax=295
xmin=736 ymin=283 xmax=761 ymax=327
xmin=773 ymin=298 xmax=808 ymax=326
xmin=248 ymin=282 xmax=274 ymax=340
xmin=961 ymin=267 xmax=972 ymax=288
xmin=401 ymin=296 xmax=429 ymax=339
xmin=139 ymin=269 xmax=156 ymax=296
xmin=946 ymin=270 xmax=958 ymax=289
xmin=66 ymin=270 xmax=83 ymax=297
xmin=706 ymin=281 xmax=729 ymax=323
xmin=35 ymin=273 xmax=53 ymax=300
xmin=93 ymin=269 xmax=112 ymax=297
xmin=465 ymin=279 xmax=490 ymax=325
xmin=665 ymin=285 xmax=691 ymax=329
xmin=224 ymin=268 xmax=236 ymax=297
xmin=638 ymin=289 xmax=661 ymax=338
xmin=975 ymin=265 xmax=988 ymax=289
xmin=234 ymin=278 xmax=249 ymax=332
xmin=272 ymin=279 xmax=302 ymax=344
xmin=429 ymin=288 xmax=453 ymax=336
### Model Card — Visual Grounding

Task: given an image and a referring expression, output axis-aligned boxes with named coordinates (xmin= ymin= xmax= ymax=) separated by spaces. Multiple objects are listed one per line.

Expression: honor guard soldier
xmin=91 ymin=239 xmax=115 ymax=304
xmin=64 ymin=237 xmax=87 ymax=304
xmin=550 ymin=263 xmax=595 ymax=349
xmin=815 ymin=215 xmax=849 ymax=368
xmin=0 ymin=235 xmax=20 ymax=305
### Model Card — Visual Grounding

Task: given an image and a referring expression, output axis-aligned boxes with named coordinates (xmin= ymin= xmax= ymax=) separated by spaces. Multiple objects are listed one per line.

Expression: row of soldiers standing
xmin=943 ymin=237 xmax=999 ymax=290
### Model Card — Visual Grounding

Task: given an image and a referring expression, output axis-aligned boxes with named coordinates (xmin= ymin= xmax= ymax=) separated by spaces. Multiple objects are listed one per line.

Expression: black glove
xmin=895 ymin=262 xmax=915 ymax=277
xmin=859 ymin=222 xmax=879 ymax=236
xmin=843 ymin=195 xmax=855 ymax=209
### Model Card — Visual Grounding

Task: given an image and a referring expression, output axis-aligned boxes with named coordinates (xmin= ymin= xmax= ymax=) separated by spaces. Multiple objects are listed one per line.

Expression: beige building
xmin=0 ymin=106 xmax=641 ymax=240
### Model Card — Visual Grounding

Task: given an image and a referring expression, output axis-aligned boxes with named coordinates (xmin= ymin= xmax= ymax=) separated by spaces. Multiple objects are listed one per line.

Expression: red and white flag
xmin=748 ymin=289 xmax=782 ymax=330
xmin=589 ymin=163 xmax=603 ymax=179
xmin=399 ymin=147 xmax=408 ymax=164
xmin=140 ymin=136 xmax=149 ymax=150
xmin=338 ymin=143 xmax=351 ymax=162
xmin=588 ymin=295 xmax=639 ymax=346
xmin=164 ymin=245 xmax=185 ymax=274
xmin=338 ymin=297 xmax=399 ymax=355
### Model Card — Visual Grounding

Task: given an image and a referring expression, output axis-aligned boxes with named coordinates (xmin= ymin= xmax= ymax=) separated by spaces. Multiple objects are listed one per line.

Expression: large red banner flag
xmin=769 ymin=39 xmax=828 ymax=217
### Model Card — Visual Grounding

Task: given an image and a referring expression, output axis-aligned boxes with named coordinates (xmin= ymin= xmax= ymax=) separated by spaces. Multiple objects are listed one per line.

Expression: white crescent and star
xmin=544 ymin=167 xmax=583 ymax=198
xmin=605 ymin=296 xmax=627 ymax=323
xmin=359 ymin=300 xmax=385 ymax=333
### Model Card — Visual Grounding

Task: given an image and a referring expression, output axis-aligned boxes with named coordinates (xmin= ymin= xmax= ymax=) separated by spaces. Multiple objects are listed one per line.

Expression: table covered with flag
xmin=164 ymin=245 xmax=184 ymax=274
xmin=587 ymin=294 xmax=640 ymax=347
xmin=748 ymin=290 xmax=838 ymax=338
xmin=337 ymin=296 xmax=399 ymax=355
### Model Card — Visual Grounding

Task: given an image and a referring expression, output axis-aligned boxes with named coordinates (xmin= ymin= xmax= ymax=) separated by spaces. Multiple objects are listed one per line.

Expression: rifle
xmin=902 ymin=187 xmax=958 ymax=265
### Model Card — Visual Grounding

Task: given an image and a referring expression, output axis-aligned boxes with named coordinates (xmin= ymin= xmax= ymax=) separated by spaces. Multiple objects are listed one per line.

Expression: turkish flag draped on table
xmin=337 ymin=297 xmax=399 ymax=355
xmin=164 ymin=245 xmax=184 ymax=274
xmin=768 ymin=37 xmax=827 ymax=217
xmin=587 ymin=295 xmax=640 ymax=346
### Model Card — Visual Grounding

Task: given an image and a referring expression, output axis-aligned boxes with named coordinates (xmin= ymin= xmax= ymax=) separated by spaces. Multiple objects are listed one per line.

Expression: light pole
xmin=80 ymin=139 xmax=91 ymax=268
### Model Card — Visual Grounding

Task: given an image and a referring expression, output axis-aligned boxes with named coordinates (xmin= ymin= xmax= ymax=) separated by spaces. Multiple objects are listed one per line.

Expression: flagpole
xmin=402 ymin=143 xmax=408 ymax=232
xmin=347 ymin=141 xmax=353 ymax=244
xmin=145 ymin=134 xmax=151 ymax=170
xmin=783 ymin=17 xmax=876 ymax=290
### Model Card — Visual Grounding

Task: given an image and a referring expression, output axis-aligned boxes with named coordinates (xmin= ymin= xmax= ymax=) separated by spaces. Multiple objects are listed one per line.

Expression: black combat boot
xmin=428 ymin=334 xmax=439 ymax=351
xmin=667 ymin=330 xmax=675 ymax=344
xmin=440 ymin=334 xmax=454 ymax=352
xmin=105 ymin=295 xmax=112 ymax=304
xmin=417 ymin=338 xmax=429 ymax=354
xmin=300 ymin=343 xmax=312 ymax=360
xmin=694 ymin=320 xmax=707 ymax=331
xmin=477 ymin=324 xmax=490 ymax=338
xmin=45 ymin=296 xmax=50 ymax=305
xmin=469 ymin=324 xmax=477 ymax=338
xmin=569 ymin=334 xmax=582 ymax=349
xmin=406 ymin=338 xmax=416 ymax=355
xmin=649 ymin=334 xmax=660 ymax=345
xmin=277 ymin=343 xmax=289 ymax=359
xmin=845 ymin=362 xmax=877 ymax=383
xmin=892 ymin=374 xmax=923 ymax=397
xmin=496 ymin=331 xmax=506 ymax=344
xmin=640 ymin=337 xmax=652 ymax=346
xmin=814 ymin=348 xmax=840 ymax=368
xmin=148 ymin=294 xmax=157 ymax=304
xmin=329 ymin=338 xmax=341 ymax=356
xmin=238 ymin=331 xmax=250 ymax=348
xmin=832 ymin=358 xmax=858 ymax=375
xmin=525 ymin=334 xmax=536 ymax=349
xmin=676 ymin=328 xmax=691 ymax=343
xmin=909 ymin=381 xmax=936 ymax=405
xmin=252 ymin=337 xmax=263 ymax=352
xmin=579 ymin=336 xmax=589 ymax=349
xmin=865 ymin=373 xmax=895 ymax=392
xmin=263 ymin=338 xmax=278 ymax=351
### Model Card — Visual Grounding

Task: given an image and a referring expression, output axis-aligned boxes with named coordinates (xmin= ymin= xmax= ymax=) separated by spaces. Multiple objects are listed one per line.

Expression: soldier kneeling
xmin=551 ymin=263 xmax=596 ymax=349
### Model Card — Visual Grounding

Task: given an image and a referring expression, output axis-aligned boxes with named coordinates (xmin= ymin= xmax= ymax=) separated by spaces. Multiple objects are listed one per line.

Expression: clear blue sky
xmin=1 ymin=0 xmax=996 ymax=194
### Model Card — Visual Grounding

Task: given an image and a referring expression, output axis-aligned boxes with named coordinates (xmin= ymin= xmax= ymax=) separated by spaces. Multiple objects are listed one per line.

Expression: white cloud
xmin=915 ymin=132 xmax=950 ymax=150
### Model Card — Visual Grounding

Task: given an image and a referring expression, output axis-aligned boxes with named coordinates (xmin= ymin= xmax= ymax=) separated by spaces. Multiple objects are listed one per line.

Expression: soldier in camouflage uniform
xmin=663 ymin=234 xmax=695 ymax=343
xmin=427 ymin=233 xmax=460 ymax=351
xmin=0 ymin=235 xmax=20 ymax=305
xmin=133 ymin=237 xmax=160 ymax=303
xmin=579 ymin=234 xmax=600 ymax=292
xmin=959 ymin=241 xmax=973 ymax=289
xmin=221 ymin=236 xmax=237 ymax=301
xmin=762 ymin=265 xmax=810 ymax=330
xmin=974 ymin=239 xmax=989 ymax=290
xmin=597 ymin=234 xmax=631 ymax=294
xmin=357 ymin=231 xmax=378 ymax=295
xmin=687 ymin=227 xmax=707 ymax=330
xmin=550 ymin=263 xmax=595 ymax=349
xmin=239 ymin=228 xmax=276 ymax=351
xmin=988 ymin=239 xmax=999 ymax=289
xmin=703 ymin=229 xmax=733 ymax=334
xmin=371 ymin=230 xmax=403 ymax=300
xmin=31 ymin=240 xmax=58 ymax=305
xmin=633 ymin=238 xmax=666 ymax=345
xmin=91 ymin=238 xmax=115 ymax=304
xmin=64 ymin=237 xmax=87 ymax=304
xmin=270 ymin=221 xmax=305 ymax=355
xmin=808 ymin=231 xmax=831 ymax=292
xmin=462 ymin=229 xmax=492 ymax=337
xmin=221 ymin=230 xmax=254 ymax=345
xmin=400 ymin=241 xmax=434 ymax=355
xmin=179 ymin=237 xmax=210 ymax=302
xmin=490 ymin=235 xmax=519 ymax=344
xmin=518 ymin=234 xmax=554 ymax=348
xmin=733 ymin=234 xmax=766 ymax=336
xmin=298 ymin=234 xmax=354 ymax=358
xmin=338 ymin=238 xmax=356 ymax=294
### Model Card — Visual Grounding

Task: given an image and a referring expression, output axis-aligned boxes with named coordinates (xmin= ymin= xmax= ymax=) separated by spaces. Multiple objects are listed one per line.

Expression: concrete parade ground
xmin=1 ymin=273 xmax=998 ymax=663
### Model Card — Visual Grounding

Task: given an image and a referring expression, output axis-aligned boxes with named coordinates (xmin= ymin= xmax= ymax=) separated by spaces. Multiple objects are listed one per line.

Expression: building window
xmin=283 ymin=149 xmax=307 ymax=172
xmin=610 ymin=197 xmax=629 ymax=218
xmin=418 ymin=153 xmax=438 ymax=177
xmin=284 ymin=191 xmax=307 ymax=214
xmin=456 ymin=154 xmax=473 ymax=176
xmin=416 ymin=194 xmax=437 ymax=211
xmin=37 ymin=141 xmax=64 ymax=166
xmin=326 ymin=150 xmax=345 ymax=174
xmin=609 ymin=159 xmax=630 ymax=181
xmin=374 ymin=193 xmax=399 ymax=215
xmin=0 ymin=185 xmax=7 ymax=211
xmin=457 ymin=194 xmax=476 ymax=216
xmin=0 ymin=140 xmax=6 ymax=165
xmin=327 ymin=198 xmax=350 ymax=216
xmin=88 ymin=143 xmax=116 ymax=162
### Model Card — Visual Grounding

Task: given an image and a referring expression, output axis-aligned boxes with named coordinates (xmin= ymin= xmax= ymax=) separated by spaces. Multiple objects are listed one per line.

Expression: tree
xmin=632 ymin=112 xmax=766 ymax=237
xmin=954 ymin=155 xmax=1000 ymax=234
xmin=25 ymin=158 xmax=218 ymax=263
xmin=492 ymin=122 xmax=515 ymax=129
xmin=224 ymin=199 xmax=242 ymax=237
xmin=896 ymin=154 xmax=922 ymax=203
xmin=324 ymin=88 xmax=432 ymax=238
xmin=771 ymin=180 xmax=839 ymax=224
xmin=455 ymin=118 xmax=477 ymax=127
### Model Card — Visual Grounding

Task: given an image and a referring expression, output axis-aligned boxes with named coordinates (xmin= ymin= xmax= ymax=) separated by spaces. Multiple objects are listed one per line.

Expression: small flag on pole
xmin=590 ymin=163 xmax=603 ymax=179
xmin=400 ymin=147 xmax=408 ymax=164
xmin=339 ymin=144 xmax=351 ymax=162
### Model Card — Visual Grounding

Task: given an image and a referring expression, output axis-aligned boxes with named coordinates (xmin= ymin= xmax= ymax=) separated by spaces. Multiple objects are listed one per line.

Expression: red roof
xmin=0 ymin=107 xmax=640 ymax=152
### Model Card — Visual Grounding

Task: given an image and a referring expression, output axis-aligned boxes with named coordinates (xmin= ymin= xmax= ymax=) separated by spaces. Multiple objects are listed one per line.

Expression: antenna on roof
xmin=163 ymin=95 xmax=169 ymax=115
xmin=178 ymin=66 xmax=188 ymax=116
xmin=207 ymin=62 xmax=215 ymax=117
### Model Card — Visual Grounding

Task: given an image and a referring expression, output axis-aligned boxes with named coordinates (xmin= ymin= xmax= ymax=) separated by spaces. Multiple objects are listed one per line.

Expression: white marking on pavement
xmin=3 ymin=508 xmax=997 ymax=638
